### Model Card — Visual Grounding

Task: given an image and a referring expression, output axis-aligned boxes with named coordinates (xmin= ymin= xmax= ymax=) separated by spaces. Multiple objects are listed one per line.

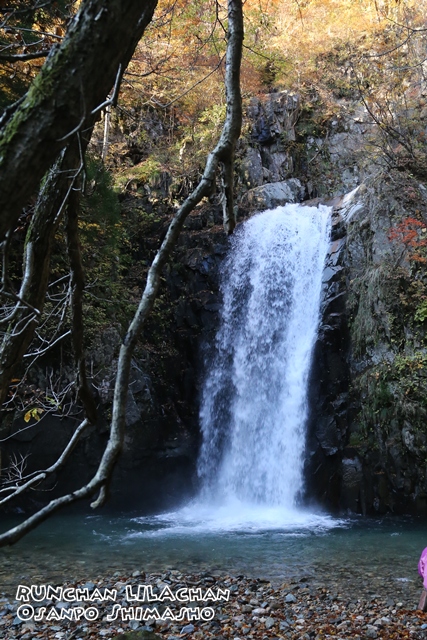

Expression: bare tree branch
xmin=23 ymin=330 xmax=71 ymax=359
xmin=0 ymin=144 xmax=82 ymax=409
xmin=150 ymin=55 xmax=225 ymax=109
xmin=0 ymin=419 xmax=90 ymax=507
xmin=0 ymin=50 xmax=49 ymax=61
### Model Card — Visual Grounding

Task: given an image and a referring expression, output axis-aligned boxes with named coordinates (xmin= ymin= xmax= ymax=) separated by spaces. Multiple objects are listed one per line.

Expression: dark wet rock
xmin=338 ymin=173 xmax=427 ymax=514
xmin=307 ymin=171 xmax=427 ymax=515
xmin=236 ymin=91 xmax=304 ymax=197
xmin=305 ymin=200 xmax=350 ymax=510
xmin=247 ymin=92 xmax=300 ymax=148
xmin=240 ymin=147 xmax=264 ymax=188
xmin=340 ymin=455 xmax=365 ymax=513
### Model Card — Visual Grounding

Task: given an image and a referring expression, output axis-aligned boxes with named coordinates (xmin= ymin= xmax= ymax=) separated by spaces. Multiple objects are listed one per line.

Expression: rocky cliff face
xmin=304 ymin=197 xmax=350 ymax=511
xmin=243 ymin=91 xmax=427 ymax=516
xmin=309 ymin=171 xmax=427 ymax=515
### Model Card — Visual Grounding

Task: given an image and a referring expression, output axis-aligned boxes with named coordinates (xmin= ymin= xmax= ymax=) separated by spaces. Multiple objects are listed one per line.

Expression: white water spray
xmin=197 ymin=203 xmax=331 ymax=518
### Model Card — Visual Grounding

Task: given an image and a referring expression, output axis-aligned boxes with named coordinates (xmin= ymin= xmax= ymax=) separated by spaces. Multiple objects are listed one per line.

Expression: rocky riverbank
xmin=1 ymin=571 xmax=426 ymax=640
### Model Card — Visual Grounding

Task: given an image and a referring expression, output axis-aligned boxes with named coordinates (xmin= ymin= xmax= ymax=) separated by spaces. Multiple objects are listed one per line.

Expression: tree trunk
xmin=0 ymin=0 xmax=158 ymax=242
xmin=101 ymin=106 xmax=111 ymax=163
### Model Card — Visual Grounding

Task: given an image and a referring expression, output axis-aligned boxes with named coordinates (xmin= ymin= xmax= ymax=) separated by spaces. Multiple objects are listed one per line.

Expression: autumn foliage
xmin=389 ymin=217 xmax=427 ymax=263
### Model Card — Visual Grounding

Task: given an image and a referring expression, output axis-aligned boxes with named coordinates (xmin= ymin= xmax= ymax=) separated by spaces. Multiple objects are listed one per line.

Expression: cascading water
xmin=129 ymin=202 xmax=340 ymax=532
xmin=196 ymin=203 xmax=331 ymax=522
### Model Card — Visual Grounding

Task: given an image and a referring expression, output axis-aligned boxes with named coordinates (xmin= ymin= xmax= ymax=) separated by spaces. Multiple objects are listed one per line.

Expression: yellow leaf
xmin=24 ymin=407 xmax=44 ymax=422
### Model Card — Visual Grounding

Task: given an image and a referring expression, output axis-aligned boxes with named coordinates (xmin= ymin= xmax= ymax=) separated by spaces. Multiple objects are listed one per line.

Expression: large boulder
xmin=240 ymin=178 xmax=305 ymax=211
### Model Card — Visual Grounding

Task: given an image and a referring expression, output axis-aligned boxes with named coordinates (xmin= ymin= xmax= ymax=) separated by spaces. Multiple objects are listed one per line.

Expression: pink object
xmin=418 ymin=548 xmax=427 ymax=589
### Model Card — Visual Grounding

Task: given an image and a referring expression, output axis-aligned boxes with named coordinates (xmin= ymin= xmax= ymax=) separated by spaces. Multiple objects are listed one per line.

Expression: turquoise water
xmin=0 ymin=509 xmax=425 ymax=601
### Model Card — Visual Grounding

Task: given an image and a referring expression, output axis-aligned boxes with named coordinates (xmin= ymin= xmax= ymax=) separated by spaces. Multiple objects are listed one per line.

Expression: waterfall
xmin=197 ymin=203 xmax=331 ymax=515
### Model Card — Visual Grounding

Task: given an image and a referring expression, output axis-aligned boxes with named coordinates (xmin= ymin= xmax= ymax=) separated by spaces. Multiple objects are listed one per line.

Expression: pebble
xmin=264 ymin=617 xmax=275 ymax=629
xmin=0 ymin=570 xmax=426 ymax=639
xmin=181 ymin=623 xmax=195 ymax=634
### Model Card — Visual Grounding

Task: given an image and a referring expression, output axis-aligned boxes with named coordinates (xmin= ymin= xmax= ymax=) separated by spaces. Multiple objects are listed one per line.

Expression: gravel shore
xmin=1 ymin=570 xmax=427 ymax=640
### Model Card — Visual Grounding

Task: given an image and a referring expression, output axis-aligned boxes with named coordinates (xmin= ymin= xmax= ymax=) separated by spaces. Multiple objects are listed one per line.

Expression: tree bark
xmin=0 ymin=0 xmax=158 ymax=242
xmin=219 ymin=0 xmax=243 ymax=234
xmin=66 ymin=182 xmax=98 ymax=425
